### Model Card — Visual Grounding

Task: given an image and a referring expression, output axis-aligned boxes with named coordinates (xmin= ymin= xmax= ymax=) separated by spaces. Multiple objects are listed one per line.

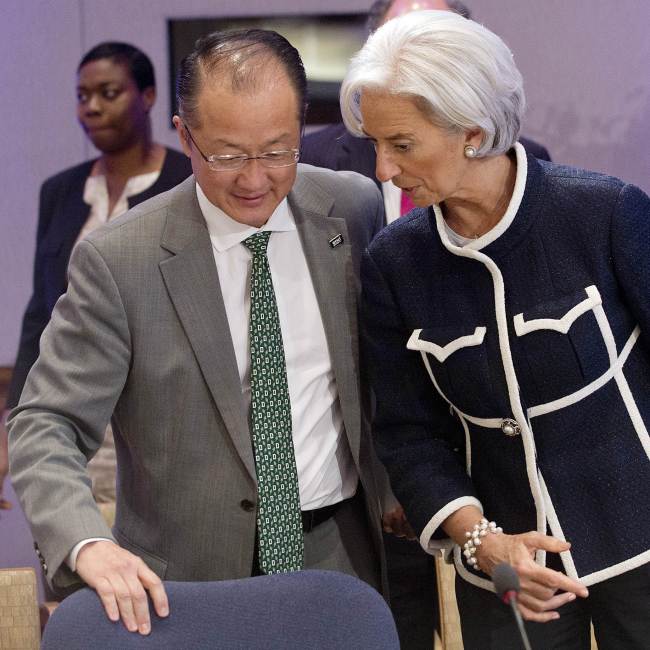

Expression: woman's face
xmin=76 ymin=58 xmax=154 ymax=154
xmin=360 ymin=89 xmax=477 ymax=207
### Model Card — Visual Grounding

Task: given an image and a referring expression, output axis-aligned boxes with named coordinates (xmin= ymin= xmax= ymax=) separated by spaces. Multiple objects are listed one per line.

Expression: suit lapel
xmin=158 ymin=179 xmax=256 ymax=479
xmin=288 ymin=172 xmax=362 ymax=467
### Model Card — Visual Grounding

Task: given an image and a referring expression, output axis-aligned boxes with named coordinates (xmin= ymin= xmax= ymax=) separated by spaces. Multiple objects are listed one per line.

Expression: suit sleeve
xmin=6 ymin=179 xmax=60 ymax=408
xmin=611 ymin=182 xmax=650 ymax=332
xmin=8 ymin=239 xmax=129 ymax=589
xmin=299 ymin=130 xmax=333 ymax=169
xmin=361 ymin=246 xmax=479 ymax=548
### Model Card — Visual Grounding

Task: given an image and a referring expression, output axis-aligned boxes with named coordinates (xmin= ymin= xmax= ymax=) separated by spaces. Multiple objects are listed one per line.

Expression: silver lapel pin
xmin=328 ymin=234 xmax=344 ymax=248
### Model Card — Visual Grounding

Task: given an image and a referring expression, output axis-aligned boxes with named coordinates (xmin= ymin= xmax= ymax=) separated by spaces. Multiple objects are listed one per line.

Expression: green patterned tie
xmin=243 ymin=231 xmax=304 ymax=574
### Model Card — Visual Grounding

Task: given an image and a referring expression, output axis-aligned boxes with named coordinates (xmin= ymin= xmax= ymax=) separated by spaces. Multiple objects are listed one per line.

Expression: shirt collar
xmin=195 ymin=182 xmax=296 ymax=253
xmin=83 ymin=171 xmax=160 ymax=219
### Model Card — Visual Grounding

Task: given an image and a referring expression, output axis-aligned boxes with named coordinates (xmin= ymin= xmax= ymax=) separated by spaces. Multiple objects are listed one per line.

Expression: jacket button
xmin=501 ymin=418 xmax=521 ymax=437
xmin=240 ymin=499 xmax=256 ymax=512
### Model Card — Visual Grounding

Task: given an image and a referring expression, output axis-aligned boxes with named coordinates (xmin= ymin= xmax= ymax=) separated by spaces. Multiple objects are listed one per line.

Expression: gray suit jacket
xmin=9 ymin=165 xmax=385 ymax=591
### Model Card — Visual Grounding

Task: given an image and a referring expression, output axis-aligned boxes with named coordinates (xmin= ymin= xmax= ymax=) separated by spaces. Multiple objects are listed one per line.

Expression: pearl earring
xmin=464 ymin=144 xmax=477 ymax=158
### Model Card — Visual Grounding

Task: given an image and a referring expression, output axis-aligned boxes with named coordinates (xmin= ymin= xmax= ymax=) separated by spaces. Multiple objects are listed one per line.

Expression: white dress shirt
xmin=197 ymin=184 xmax=358 ymax=511
xmin=75 ymin=170 xmax=160 ymax=247
xmin=382 ymin=180 xmax=402 ymax=224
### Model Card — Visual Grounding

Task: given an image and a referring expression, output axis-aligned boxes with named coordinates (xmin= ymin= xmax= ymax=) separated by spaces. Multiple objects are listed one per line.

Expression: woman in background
xmin=1 ymin=42 xmax=191 ymax=509
xmin=342 ymin=10 xmax=650 ymax=649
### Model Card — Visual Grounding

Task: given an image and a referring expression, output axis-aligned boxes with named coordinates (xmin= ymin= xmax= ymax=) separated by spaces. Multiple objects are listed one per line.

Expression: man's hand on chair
xmin=76 ymin=540 xmax=169 ymax=634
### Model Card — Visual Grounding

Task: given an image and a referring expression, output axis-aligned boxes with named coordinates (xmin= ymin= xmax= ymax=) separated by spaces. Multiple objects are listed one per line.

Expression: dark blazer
xmin=300 ymin=123 xmax=551 ymax=190
xmin=362 ymin=145 xmax=650 ymax=590
xmin=7 ymin=148 xmax=191 ymax=408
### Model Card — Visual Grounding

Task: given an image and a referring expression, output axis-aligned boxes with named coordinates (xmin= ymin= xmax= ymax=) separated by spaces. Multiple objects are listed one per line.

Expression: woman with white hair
xmin=342 ymin=10 xmax=650 ymax=649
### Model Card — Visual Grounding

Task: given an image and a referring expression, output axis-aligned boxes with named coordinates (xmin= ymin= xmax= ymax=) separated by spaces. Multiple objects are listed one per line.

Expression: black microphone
xmin=492 ymin=563 xmax=533 ymax=650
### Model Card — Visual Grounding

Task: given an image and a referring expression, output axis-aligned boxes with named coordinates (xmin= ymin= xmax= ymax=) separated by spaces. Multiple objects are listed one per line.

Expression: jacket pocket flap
xmin=113 ymin=528 xmax=168 ymax=579
xmin=514 ymin=285 xmax=601 ymax=336
xmin=407 ymin=326 xmax=487 ymax=362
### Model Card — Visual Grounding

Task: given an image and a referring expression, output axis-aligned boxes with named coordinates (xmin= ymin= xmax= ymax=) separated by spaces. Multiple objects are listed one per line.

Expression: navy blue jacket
xmin=7 ymin=148 xmax=191 ymax=408
xmin=362 ymin=144 xmax=650 ymax=589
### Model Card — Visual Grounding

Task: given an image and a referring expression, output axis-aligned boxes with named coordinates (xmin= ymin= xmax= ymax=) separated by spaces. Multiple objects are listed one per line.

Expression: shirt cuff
xmin=67 ymin=537 xmax=115 ymax=572
xmin=419 ymin=496 xmax=483 ymax=553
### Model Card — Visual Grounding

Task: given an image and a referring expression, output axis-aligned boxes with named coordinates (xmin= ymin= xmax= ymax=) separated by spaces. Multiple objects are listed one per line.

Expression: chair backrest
xmin=41 ymin=569 xmax=399 ymax=649
xmin=435 ymin=552 xmax=463 ymax=650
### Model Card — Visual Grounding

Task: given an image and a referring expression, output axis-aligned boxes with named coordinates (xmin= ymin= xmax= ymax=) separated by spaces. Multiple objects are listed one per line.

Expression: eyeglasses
xmin=183 ymin=124 xmax=300 ymax=172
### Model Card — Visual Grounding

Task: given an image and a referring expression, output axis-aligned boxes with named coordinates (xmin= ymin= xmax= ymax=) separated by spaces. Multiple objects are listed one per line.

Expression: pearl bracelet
xmin=462 ymin=518 xmax=503 ymax=571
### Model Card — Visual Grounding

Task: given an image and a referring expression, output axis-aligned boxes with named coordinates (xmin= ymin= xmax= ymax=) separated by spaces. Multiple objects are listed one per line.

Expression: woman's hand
xmin=476 ymin=531 xmax=589 ymax=622
xmin=382 ymin=504 xmax=418 ymax=540
xmin=442 ymin=507 xmax=589 ymax=622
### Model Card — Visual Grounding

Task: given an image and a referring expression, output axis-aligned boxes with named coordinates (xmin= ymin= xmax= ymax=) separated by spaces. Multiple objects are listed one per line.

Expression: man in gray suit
xmin=9 ymin=29 xmax=385 ymax=635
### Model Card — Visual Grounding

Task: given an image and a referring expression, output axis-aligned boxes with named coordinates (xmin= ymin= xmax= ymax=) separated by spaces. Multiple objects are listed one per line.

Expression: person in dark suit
xmin=0 ymin=42 xmax=191 ymax=509
xmin=9 ymin=29 xmax=386 ymax=637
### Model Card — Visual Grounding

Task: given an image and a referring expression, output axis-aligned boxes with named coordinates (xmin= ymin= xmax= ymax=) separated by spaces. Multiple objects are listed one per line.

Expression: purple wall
xmin=1 ymin=0 xmax=649 ymax=582
xmin=1 ymin=0 xmax=649 ymax=366
xmin=473 ymin=0 xmax=650 ymax=190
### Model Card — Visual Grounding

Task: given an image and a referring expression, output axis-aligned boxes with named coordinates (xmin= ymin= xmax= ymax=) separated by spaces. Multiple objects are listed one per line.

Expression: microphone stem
xmin=509 ymin=599 xmax=533 ymax=650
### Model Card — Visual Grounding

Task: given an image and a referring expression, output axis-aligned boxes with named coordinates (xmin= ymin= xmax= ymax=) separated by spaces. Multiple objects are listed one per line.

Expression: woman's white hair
xmin=340 ymin=10 xmax=525 ymax=156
